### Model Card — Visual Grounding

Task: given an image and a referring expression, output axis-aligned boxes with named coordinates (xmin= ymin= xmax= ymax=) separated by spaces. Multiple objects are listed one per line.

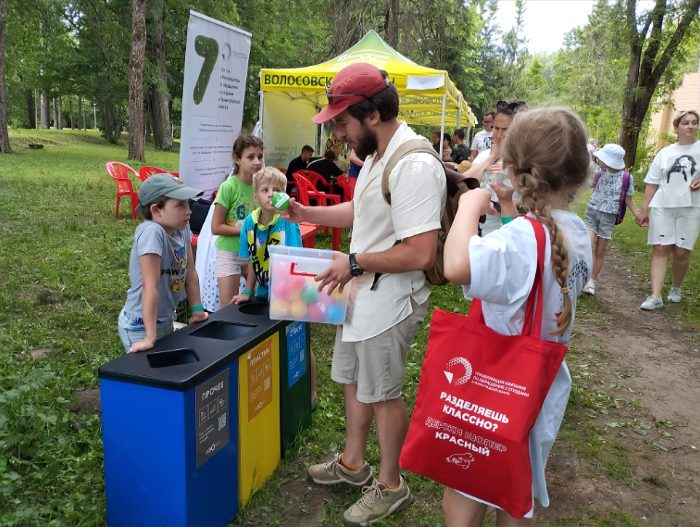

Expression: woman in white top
xmin=639 ymin=109 xmax=700 ymax=310
xmin=460 ymin=101 xmax=522 ymax=236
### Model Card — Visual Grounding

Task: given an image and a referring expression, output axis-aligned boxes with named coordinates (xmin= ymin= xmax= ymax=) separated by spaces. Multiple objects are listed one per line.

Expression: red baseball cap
xmin=312 ymin=63 xmax=389 ymax=124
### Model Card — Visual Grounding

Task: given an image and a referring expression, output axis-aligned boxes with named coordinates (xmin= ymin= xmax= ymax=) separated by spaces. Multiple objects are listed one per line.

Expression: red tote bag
xmin=400 ymin=217 xmax=567 ymax=518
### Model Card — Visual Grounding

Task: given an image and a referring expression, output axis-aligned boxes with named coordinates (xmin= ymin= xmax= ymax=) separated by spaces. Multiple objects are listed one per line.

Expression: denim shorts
xmin=584 ymin=206 xmax=616 ymax=239
xmin=117 ymin=309 xmax=174 ymax=352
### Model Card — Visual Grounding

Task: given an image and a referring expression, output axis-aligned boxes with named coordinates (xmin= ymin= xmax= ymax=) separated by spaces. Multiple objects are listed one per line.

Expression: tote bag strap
xmin=468 ymin=216 xmax=546 ymax=338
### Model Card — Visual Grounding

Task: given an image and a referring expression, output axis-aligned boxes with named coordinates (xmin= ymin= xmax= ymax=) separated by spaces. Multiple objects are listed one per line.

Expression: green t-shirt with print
xmin=214 ymin=174 xmax=254 ymax=254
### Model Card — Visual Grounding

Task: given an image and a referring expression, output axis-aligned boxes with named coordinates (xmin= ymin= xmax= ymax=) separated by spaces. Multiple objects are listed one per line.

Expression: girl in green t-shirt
xmin=211 ymin=133 xmax=264 ymax=307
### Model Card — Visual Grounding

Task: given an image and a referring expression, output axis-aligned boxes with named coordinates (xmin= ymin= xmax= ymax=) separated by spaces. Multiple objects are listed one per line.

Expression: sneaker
xmin=667 ymin=287 xmax=681 ymax=303
xmin=307 ymin=453 xmax=372 ymax=487
xmin=640 ymin=295 xmax=663 ymax=311
xmin=343 ymin=476 xmax=413 ymax=526
xmin=582 ymin=280 xmax=596 ymax=295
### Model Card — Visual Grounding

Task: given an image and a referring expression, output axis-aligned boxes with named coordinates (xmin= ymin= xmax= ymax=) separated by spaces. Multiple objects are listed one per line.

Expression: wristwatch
xmin=349 ymin=253 xmax=364 ymax=277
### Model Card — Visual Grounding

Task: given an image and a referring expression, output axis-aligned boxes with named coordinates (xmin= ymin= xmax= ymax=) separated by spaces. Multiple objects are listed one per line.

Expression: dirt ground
xmin=269 ymin=245 xmax=699 ymax=526
xmin=538 ymin=246 xmax=699 ymax=526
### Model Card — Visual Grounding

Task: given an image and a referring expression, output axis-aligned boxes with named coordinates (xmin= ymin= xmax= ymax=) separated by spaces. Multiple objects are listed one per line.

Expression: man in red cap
xmin=281 ymin=62 xmax=446 ymax=525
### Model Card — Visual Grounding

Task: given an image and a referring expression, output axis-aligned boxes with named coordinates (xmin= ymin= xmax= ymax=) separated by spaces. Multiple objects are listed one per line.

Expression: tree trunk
xmin=55 ymin=96 xmax=63 ymax=130
xmin=384 ymin=0 xmax=399 ymax=48
xmin=102 ymin=100 xmax=119 ymax=143
xmin=78 ymin=96 xmax=85 ymax=129
xmin=26 ymin=89 xmax=36 ymax=129
xmin=0 ymin=0 xmax=10 ymax=153
xmin=128 ymin=0 xmax=147 ymax=161
xmin=618 ymin=0 xmax=700 ymax=166
xmin=147 ymin=0 xmax=172 ymax=151
xmin=40 ymin=92 xmax=49 ymax=128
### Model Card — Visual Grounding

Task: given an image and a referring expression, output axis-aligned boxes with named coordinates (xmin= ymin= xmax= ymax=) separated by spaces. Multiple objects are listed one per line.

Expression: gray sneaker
xmin=343 ymin=476 xmax=413 ymax=526
xmin=307 ymin=453 xmax=372 ymax=487
xmin=667 ymin=287 xmax=681 ymax=303
xmin=640 ymin=295 xmax=663 ymax=310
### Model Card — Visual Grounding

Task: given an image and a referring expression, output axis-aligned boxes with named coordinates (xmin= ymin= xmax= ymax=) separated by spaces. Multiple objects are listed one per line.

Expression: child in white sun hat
xmin=582 ymin=143 xmax=640 ymax=295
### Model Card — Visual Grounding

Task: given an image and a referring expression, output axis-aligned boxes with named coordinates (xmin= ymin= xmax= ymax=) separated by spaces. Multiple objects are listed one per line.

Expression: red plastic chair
xmin=295 ymin=169 xmax=335 ymax=194
xmin=293 ymin=173 xmax=341 ymax=250
xmin=105 ymin=162 xmax=140 ymax=218
xmin=138 ymin=165 xmax=172 ymax=182
xmin=336 ymin=175 xmax=357 ymax=202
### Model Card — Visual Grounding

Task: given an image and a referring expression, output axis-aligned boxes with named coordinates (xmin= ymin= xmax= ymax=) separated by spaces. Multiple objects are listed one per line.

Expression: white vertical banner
xmin=179 ymin=11 xmax=252 ymax=194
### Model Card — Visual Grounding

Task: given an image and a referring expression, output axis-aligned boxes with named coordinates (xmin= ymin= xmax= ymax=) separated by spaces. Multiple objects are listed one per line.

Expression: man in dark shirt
xmin=451 ymin=129 xmax=469 ymax=163
xmin=307 ymin=149 xmax=343 ymax=182
xmin=286 ymin=144 xmax=314 ymax=195
xmin=286 ymin=145 xmax=315 ymax=179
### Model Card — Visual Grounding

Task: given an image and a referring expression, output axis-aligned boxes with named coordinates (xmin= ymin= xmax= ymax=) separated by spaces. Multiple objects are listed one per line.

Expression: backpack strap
xmin=593 ymin=167 xmax=603 ymax=188
xmin=381 ymin=138 xmax=441 ymax=204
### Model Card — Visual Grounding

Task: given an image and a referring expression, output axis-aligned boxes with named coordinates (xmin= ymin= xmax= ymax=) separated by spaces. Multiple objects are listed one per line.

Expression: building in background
xmin=648 ymin=61 xmax=700 ymax=151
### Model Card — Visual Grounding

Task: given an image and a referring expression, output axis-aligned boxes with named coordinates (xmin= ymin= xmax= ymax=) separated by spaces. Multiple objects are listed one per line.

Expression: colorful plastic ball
xmin=326 ymin=303 xmax=346 ymax=324
xmin=318 ymin=292 xmax=333 ymax=306
xmin=270 ymin=299 xmax=290 ymax=318
xmin=300 ymin=284 xmax=319 ymax=304
xmin=331 ymin=287 xmax=346 ymax=300
xmin=308 ymin=302 xmax=327 ymax=322
xmin=290 ymin=299 xmax=308 ymax=319
xmin=289 ymin=275 xmax=306 ymax=292
xmin=271 ymin=279 xmax=290 ymax=299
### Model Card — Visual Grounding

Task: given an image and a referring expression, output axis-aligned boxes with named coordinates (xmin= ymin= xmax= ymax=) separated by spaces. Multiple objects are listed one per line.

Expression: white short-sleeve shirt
xmin=462 ymin=211 xmax=592 ymax=511
xmin=644 ymin=141 xmax=700 ymax=208
xmin=343 ymin=122 xmax=446 ymax=342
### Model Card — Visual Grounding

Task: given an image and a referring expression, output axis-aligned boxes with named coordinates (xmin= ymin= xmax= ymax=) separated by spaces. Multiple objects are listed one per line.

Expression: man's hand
xmin=279 ymin=198 xmax=307 ymax=224
xmin=315 ymin=251 xmax=352 ymax=295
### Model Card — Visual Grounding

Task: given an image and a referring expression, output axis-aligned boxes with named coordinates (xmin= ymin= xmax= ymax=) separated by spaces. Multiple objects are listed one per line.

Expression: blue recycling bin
xmin=99 ymin=304 xmax=285 ymax=526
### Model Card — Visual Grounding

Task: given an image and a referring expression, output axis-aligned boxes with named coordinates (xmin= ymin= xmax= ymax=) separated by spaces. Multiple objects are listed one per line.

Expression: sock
xmin=339 ymin=454 xmax=363 ymax=472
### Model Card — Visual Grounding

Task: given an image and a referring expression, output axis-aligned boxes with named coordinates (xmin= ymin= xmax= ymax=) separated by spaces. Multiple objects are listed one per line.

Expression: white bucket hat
xmin=593 ymin=143 xmax=626 ymax=171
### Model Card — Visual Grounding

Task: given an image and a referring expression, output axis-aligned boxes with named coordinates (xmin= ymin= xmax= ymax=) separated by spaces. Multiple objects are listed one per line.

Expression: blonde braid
xmin=518 ymin=169 xmax=572 ymax=336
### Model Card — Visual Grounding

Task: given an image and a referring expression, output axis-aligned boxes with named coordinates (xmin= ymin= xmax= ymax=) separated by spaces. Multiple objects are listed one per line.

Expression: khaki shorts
xmin=331 ymin=298 xmax=428 ymax=404
xmin=648 ymin=207 xmax=700 ymax=250
xmin=215 ymin=249 xmax=248 ymax=278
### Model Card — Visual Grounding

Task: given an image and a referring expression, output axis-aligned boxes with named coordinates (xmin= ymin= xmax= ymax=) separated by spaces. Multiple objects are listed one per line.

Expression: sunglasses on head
xmin=496 ymin=100 xmax=525 ymax=114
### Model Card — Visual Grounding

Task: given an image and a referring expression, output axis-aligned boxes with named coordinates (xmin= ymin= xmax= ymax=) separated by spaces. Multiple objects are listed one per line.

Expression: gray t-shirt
xmin=122 ymin=221 xmax=191 ymax=321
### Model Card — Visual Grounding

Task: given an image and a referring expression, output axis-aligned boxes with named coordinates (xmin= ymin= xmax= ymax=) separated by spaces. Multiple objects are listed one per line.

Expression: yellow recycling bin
xmin=237 ymin=332 xmax=281 ymax=506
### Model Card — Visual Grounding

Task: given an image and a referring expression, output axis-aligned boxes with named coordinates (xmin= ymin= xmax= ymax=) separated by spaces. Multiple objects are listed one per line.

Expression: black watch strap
xmin=349 ymin=253 xmax=364 ymax=277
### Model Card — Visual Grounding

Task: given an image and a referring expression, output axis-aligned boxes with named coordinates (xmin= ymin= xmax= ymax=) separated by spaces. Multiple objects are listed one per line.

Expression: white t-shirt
xmin=470 ymin=129 xmax=493 ymax=154
xmin=462 ymin=211 xmax=592 ymax=510
xmin=644 ymin=140 xmax=700 ymax=208
xmin=343 ymin=122 xmax=446 ymax=342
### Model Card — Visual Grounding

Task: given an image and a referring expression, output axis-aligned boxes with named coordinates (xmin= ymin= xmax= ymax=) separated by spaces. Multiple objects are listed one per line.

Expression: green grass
xmin=0 ymin=128 xmax=696 ymax=526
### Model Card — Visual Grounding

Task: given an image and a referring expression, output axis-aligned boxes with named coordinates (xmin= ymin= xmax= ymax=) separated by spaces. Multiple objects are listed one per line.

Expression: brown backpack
xmin=380 ymin=138 xmax=478 ymax=286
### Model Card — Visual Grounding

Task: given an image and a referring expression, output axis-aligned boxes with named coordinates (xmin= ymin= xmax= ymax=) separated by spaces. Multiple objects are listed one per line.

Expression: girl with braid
xmin=442 ymin=107 xmax=593 ymax=526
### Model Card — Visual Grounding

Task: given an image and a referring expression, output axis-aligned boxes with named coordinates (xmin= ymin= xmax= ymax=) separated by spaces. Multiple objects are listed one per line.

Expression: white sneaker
xmin=667 ymin=287 xmax=681 ymax=303
xmin=640 ymin=295 xmax=663 ymax=311
xmin=582 ymin=280 xmax=596 ymax=295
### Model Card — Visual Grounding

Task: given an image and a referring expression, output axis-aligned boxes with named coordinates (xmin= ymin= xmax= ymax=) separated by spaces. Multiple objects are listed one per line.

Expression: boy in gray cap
xmin=118 ymin=174 xmax=208 ymax=352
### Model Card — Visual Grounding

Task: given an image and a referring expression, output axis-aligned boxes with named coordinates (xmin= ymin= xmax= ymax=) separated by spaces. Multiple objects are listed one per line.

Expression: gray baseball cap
xmin=137 ymin=174 xmax=202 ymax=213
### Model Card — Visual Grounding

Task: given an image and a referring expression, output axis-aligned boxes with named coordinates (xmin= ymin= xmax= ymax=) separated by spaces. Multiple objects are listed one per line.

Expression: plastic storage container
xmin=268 ymin=245 xmax=350 ymax=324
